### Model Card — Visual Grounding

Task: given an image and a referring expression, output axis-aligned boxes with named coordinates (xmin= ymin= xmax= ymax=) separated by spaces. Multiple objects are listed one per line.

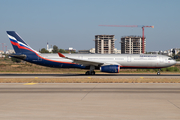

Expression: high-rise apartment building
xmin=94 ymin=35 xmax=116 ymax=54
xmin=121 ymin=36 xmax=146 ymax=54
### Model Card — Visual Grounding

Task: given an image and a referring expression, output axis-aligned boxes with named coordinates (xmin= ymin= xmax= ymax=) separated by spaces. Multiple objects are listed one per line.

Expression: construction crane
xmin=5 ymin=46 xmax=7 ymax=52
xmin=1 ymin=43 xmax=5 ymax=52
xmin=99 ymin=25 xmax=154 ymax=53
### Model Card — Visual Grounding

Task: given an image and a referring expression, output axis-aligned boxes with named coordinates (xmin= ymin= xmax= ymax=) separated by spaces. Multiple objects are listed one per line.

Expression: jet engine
xmin=100 ymin=65 xmax=120 ymax=73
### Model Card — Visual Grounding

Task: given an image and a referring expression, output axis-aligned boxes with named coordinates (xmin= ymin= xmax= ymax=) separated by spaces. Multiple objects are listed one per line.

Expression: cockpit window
xmin=168 ymin=58 xmax=173 ymax=60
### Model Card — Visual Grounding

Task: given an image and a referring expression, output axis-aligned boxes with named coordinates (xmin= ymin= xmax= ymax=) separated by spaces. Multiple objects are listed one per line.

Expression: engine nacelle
xmin=100 ymin=65 xmax=120 ymax=73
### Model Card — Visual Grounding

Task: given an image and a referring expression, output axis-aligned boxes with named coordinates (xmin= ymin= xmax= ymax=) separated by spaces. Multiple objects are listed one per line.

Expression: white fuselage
xmin=40 ymin=53 xmax=176 ymax=69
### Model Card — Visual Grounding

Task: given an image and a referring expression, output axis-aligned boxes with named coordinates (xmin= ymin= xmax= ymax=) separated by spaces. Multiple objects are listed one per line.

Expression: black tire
xmin=157 ymin=72 xmax=160 ymax=75
xmin=85 ymin=71 xmax=89 ymax=75
xmin=85 ymin=71 xmax=95 ymax=75
xmin=92 ymin=71 xmax=95 ymax=75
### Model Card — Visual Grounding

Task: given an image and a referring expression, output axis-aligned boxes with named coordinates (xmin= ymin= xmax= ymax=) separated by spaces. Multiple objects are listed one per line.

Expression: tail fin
xmin=6 ymin=31 xmax=38 ymax=54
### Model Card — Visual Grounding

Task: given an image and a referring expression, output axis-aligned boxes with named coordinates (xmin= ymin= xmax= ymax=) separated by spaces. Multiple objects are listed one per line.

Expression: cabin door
xmin=127 ymin=56 xmax=131 ymax=62
xmin=78 ymin=56 xmax=83 ymax=59
xmin=159 ymin=57 xmax=163 ymax=63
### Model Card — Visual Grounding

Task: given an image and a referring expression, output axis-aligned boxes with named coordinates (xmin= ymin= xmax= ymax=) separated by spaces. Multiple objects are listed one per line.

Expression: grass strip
xmin=0 ymin=78 xmax=180 ymax=83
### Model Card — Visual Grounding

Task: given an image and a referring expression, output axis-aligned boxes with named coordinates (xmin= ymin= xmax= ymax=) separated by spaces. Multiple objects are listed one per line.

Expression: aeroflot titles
xmin=140 ymin=55 xmax=157 ymax=57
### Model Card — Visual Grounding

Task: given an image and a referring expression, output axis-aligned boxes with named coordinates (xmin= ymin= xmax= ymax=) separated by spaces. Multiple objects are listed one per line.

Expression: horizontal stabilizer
xmin=10 ymin=54 xmax=26 ymax=59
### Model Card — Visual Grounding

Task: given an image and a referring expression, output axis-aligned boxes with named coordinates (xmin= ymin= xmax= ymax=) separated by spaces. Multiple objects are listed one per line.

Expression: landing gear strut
xmin=157 ymin=69 xmax=161 ymax=75
xmin=85 ymin=66 xmax=95 ymax=75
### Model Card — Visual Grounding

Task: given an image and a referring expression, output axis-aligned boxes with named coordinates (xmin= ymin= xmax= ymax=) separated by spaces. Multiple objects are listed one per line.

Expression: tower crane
xmin=99 ymin=25 xmax=154 ymax=53
xmin=1 ymin=43 xmax=5 ymax=52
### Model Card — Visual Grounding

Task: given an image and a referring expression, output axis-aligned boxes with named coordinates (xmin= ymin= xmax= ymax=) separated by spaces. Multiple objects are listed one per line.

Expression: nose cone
xmin=172 ymin=60 xmax=177 ymax=65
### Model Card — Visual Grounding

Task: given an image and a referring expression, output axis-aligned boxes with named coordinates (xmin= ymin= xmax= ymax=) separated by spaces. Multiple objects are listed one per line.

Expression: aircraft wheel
xmin=85 ymin=71 xmax=90 ymax=75
xmin=157 ymin=69 xmax=161 ymax=75
xmin=91 ymin=71 xmax=95 ymax=75
xmin=85 ymin=71 xmax=95 ymax=75
xmin=157 ymin=72 xmax=160 ymax=75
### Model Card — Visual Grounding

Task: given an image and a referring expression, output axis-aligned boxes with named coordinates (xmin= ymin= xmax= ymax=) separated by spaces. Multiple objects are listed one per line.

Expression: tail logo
xmin=7 ymin=32 xmax=39 ymax=54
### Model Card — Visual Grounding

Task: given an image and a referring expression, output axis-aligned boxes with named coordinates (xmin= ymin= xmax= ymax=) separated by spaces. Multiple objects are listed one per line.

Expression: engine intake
xmin=100 ymin=65 xmax=120 ymax=73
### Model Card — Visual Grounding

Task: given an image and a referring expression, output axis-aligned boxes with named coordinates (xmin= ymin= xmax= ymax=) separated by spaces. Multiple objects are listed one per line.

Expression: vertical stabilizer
xmin=6 ymin=31 xmax=38 ymax=54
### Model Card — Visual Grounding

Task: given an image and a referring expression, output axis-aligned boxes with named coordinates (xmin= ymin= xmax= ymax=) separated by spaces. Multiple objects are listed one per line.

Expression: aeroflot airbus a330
xmin=7 ymin=31 xmax=176 ymax=75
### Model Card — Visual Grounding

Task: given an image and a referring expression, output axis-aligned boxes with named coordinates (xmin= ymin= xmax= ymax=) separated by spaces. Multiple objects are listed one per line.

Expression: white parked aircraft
xmin=7 ymin=31 xmax=176 ymax=75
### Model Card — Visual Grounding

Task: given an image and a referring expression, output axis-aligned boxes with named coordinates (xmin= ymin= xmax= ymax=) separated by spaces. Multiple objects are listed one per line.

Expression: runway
xmin=0 ymin=73 xmax=180 ymax=78
xmin=0 ymin=83 xmax=180 ymax=120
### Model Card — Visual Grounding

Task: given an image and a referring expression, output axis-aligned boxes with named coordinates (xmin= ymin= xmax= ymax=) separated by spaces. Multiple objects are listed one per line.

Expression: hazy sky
xmin=0 ymin=0 xmax=180 ymax=52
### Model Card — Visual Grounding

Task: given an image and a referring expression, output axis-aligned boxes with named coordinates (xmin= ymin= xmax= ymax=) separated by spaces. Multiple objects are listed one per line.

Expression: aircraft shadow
xmin=0 ymin=73 xmax=180 ymax=77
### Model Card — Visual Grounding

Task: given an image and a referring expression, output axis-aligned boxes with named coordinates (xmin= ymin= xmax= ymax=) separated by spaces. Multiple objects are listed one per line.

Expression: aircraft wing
xmin=58 ymin=53 xmax=104 ymax=66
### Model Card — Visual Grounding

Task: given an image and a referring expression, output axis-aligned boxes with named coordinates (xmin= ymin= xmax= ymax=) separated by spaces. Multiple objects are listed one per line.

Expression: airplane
xmin=7 ymin=31 xmax=176 ymax=75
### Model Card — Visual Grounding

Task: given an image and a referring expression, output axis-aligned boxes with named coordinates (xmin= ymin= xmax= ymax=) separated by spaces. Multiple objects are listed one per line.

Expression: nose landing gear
xmin=157 ymin=69 xmax=161 ymax=75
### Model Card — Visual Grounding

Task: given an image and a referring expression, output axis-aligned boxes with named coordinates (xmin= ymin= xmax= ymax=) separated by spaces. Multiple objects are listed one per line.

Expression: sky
xmin=0 ymin=0 xmax=180 ymax=52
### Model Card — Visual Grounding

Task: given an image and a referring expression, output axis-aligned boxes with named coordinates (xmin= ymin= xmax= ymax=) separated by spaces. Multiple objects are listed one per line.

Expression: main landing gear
xmin=85 ymin=66 xmax=96 ymax=75
xmin=157 ymin=69 xmax=161 ymax=75
xmin=85 ymin=71 xmax=95 ymax=75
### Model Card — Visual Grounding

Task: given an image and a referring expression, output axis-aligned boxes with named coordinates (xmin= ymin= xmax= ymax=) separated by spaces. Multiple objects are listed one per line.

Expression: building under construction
xmin=121 ymin=36 xmax=146 ymax=54
xmin=94 ymin=35 xmax=116 ymax=54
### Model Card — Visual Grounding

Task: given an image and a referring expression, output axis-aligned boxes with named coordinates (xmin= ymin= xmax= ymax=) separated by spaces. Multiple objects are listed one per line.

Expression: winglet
xmin=58 ymin=52 xmax=65 ymax=57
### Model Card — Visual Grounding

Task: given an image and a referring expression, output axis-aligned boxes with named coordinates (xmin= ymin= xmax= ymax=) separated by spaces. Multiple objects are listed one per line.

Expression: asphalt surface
xmin=0 ymin=73 xmax=180 ymax=78
xmin=0 ymin=83 xmax=180 ymax=120
xmin=1 ymin=87 xmax=180 ymax=93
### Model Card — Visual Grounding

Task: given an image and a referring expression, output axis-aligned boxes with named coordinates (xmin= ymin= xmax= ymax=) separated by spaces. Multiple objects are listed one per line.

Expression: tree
xmin=40 ymin=48 xmax=49 ymax=53
xmin=59 ymin=49 xmax=76 ymax=53
xmin=52 ymin=45 xmax=59 ymax=53
xmin=59 ymin=49 xmax=66 ymax=53
xmin=70 ymin=51 xmax=76 ymax=53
